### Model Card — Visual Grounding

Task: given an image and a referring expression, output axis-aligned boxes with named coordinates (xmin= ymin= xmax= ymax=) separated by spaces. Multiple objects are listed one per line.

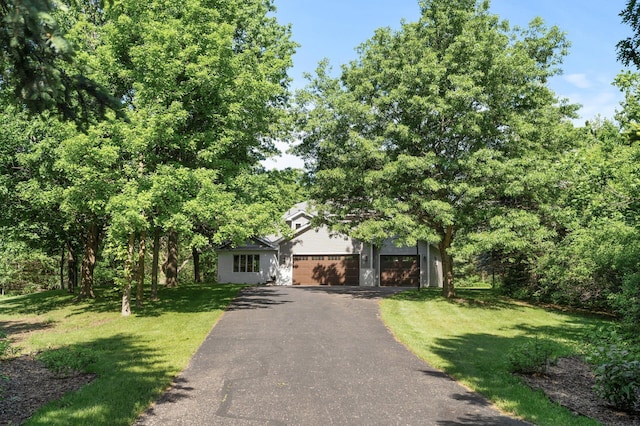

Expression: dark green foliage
xmin=0 ymin=242 xmax=58 ymax=295
xmin=0 ymin=332 xmax=14 ymax=358
xmin=0 ymin=0 xmax=123 ymax=124
xmin=618 ymin=0 xmax=640 ymax=68
xmin=36 ymin=346 xmax=98 ymax=376
xmin=507 ymin=337 xmax=558 ymax=374
xmin=591 ymin=344 xmax=640 ymax=411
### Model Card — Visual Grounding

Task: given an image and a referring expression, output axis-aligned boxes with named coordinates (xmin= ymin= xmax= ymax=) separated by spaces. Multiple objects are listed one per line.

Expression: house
xmin=216 ymin=202 xmax=443 ymax=287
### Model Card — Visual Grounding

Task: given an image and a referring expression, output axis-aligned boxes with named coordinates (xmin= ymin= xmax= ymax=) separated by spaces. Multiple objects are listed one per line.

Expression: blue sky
xmin=265 ymin=0 xmax=631 ymax=168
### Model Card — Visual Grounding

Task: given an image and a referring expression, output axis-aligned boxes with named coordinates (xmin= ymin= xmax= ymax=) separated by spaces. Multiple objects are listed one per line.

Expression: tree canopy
xmin=0 ymin=0 xmax=300 ymax=314
xmin=295 ymin=0 xmax=577 ymax=297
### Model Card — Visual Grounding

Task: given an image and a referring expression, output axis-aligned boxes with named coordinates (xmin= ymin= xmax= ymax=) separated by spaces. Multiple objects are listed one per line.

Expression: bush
xmin=610 ymin=273 xmax=640 ymax=330
xmin=0 ymin=332 xmax=16 ymax=359
xmin=508 ymin=337 xmax=558 ymax=374
xmin=0 ymin=242 xmax=58 ymax=295
xmin=36 ymin=346 xmax=98 ymax=377
xmin=589 ymin=343 xmax=640 ymax=411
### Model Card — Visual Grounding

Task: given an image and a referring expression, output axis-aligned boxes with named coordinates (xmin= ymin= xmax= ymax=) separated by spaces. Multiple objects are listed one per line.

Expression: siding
xmin=217 ymin=251 xmax=278 ymax=284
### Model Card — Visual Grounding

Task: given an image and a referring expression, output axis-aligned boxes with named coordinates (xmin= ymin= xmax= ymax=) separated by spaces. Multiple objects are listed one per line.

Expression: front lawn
xmin=380 ymin=289 xmax=609 ymax=426
xmin=0 ymin=283 xmax=244 ymax=426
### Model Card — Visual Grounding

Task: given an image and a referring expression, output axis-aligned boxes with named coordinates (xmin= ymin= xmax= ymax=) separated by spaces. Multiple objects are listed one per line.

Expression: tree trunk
xmin=122 ymin=233 xmax=135 ymax=316
xmin=59 ymin=247 xmax=65 ymax=290
xmin=79 ymin=222 xmax=98 ymax=299
xmin=151 ymin=227 xmax=160 ymax=300
xmin=136 ymin=231 xmax=146 ymax=308
xmin=439 ymin=225 xmax=456 ymax=299
xmin=164 ymin=228 xmax=178 ymax=287
xmin=192 ymin=247 xmax=201 ymax=283
xmin=67 ymin=242 xmax=77 ymax=293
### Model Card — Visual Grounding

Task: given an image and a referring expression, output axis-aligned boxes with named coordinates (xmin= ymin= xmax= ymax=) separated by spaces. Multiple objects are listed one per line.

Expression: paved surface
xmin=136 ymin=286 xmax=528 ymax=425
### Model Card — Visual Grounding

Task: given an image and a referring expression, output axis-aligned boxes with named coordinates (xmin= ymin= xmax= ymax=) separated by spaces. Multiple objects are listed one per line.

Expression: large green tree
xmin=96 ymin=0 xmax=296 ymax=295
xmin=0 ymin=0 xmax=298 ymax=312
xmin=295 ymin=0 xmax=576 ymax=297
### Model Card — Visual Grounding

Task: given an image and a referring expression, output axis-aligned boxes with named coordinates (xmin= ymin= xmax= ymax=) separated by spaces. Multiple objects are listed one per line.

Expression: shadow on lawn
xmin=0 ymin=283 xmax=245 ymax=319
xmin=71 ymin=283 xmax=243 ymax=318
xmin=424 ymin=316 xmax=606 ymax=424
xmin=26 ymin=333 xmax=187 ymax=426
xmin=0 ymin=319 xmax=56 ymax=339
xmin=0 ymin=290 xmax=79 ymax=316
xmin=389 ymin=288 xmax=524 ymax=311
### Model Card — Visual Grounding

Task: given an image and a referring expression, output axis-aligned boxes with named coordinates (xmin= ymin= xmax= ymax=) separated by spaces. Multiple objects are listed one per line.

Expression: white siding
xmin=217 ymin=251 xmax=277 ymax=285
xmin=280 ymin=226 xmax=363 ymax=256
xmin=277 ymin=225 xmax=365 ymax=285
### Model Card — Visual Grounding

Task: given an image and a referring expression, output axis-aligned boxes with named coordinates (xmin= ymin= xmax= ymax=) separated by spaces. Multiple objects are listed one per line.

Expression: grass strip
xmin=380 ymin=288 xmax=608 ymax=426
xmin=0 ymin=283 xmax=244 ymax=426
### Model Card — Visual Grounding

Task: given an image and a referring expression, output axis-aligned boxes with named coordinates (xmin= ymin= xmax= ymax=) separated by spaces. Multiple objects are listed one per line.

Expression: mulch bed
xmin=0 ymin=355 xmax=96 ymax=425
xmin=520 ymin=356 xmax=640 ymax=425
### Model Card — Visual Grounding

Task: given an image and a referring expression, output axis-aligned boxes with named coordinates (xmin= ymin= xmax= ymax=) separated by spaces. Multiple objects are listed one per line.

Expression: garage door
xmin=380 ymin=255 xmax=419 ymax=287
xmin=293 ymin=255 xmax=360 ymax=286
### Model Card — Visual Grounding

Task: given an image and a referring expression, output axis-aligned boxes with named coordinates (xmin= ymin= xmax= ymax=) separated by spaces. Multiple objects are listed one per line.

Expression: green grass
xmin=0 ymin=283 xmax=244 ymax=426
xmin=380 ymin=288 xmax=609 ymax=426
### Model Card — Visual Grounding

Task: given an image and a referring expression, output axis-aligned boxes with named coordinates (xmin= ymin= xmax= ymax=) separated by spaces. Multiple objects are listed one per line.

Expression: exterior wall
xmin=279 ymin=226 xmax=363 ymax=256
xmin=416 ymin=241 xmax=444 ymax=288
xmin=217 ymin=250 xmax=278 ymax=285
xmin=215 ymin=220 xmax=443 ymax=288
xmin=427 ymin=245 xmax=443 ymax=288
xmin=277 ymin=225 xmax=365 ymax=285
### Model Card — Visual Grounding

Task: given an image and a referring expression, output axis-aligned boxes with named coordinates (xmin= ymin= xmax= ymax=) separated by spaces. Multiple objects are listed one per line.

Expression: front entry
xmin=292 ymin=255 xmax=360 ymax=285
xmin=380 ymin=255 xmax=419 ymax=287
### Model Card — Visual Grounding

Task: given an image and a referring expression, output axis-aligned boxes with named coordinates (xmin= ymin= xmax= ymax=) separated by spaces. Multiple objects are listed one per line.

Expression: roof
xmin=217 ymin=236 xmax=278 ymax=251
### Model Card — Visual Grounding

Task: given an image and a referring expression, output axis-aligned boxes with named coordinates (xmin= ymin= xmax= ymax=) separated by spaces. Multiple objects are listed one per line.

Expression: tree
xmin=94 ymin=0 xmax=296 ymax=312
xmin=0 ymin=0 xmax=298 ymax=313
xmin=0 ymin=106 xmax=82 ymax=292
xmin=0 ymin=0 xmax=122 ymax=124
xmin=618 ymin=0 xmax=640 ymax=68
xmin=295 ymin=0 xmax=575 ymax=297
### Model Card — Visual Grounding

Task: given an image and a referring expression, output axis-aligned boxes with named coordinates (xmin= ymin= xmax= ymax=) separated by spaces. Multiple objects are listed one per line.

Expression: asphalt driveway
xmin=136 ymin=286 xmax=528 ymax=425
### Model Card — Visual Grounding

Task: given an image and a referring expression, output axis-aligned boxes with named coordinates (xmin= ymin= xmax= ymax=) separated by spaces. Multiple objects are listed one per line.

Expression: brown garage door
xmin=293 ymin=255 xmax=360 ymax=286
xmin=380 ymin=255 xmax=419 ymax=287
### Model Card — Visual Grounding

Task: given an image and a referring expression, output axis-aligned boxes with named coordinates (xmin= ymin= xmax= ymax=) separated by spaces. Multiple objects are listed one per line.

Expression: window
xmin=233 ymin=254 xmax=260 ymax=273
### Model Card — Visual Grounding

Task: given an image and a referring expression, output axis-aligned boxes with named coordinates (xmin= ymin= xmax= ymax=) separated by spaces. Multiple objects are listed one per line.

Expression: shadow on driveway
xmin=225 ymin=287 xmax=294 ymax=311
xmin=294 ymin=285 xmax=409 ymax=299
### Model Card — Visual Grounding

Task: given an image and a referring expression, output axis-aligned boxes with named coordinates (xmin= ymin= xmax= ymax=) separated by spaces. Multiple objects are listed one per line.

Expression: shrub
xmin=0 ymin=332 xmax=14 ymax=359
xmin=0 ymin=242 xmax=58 ymax=295
xmin=36 ymin=346 xmax=98 ymax=377
xmin=590 ymin=343 xmax=640 ymax=411
xmin=507 ymin=337 xmax=558 ymax=374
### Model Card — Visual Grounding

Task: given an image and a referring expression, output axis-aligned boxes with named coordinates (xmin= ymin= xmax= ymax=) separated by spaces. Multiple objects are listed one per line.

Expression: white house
xmin=216 ymin=202 xmax=443 ymax=288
